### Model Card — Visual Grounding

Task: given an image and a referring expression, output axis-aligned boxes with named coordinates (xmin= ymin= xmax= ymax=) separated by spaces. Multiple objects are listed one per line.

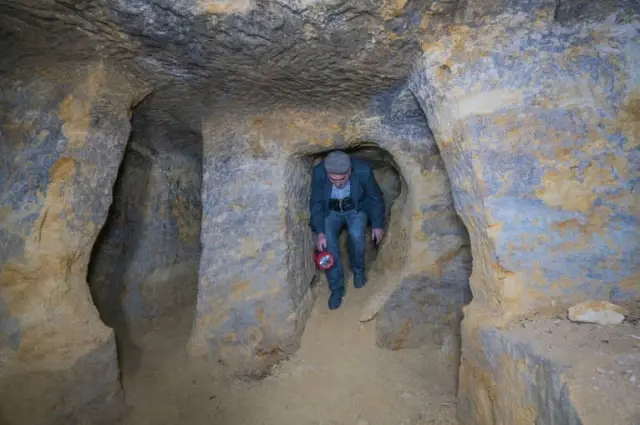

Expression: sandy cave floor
xmin=118 ymin=277 xmax=460 ymax=425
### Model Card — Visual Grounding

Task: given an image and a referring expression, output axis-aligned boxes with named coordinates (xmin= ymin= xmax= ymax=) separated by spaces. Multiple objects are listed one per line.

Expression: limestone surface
xmin=568 ymin=300 xmax=629 ymax=325
xmin=0 ymin=61 xmax=135 ymax=425
xmin=1 ymin=0 xmax=638 ymax=424
xmin=370 ymin=91 xmax=472 ymax=349
xmin=411 ymin=7 xmax=640 ymax=319
xmin=0 ymin=0 xmax=445 ymax=105
xmin=183 ymin=82 xmax=472 ymax=373
xmin=458 ymin=316 xmax=640 ymax=425
xmin=411 ymin=2 xmax=640 ymax=423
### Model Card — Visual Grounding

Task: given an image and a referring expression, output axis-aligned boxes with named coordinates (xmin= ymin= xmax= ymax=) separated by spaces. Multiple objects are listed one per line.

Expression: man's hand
xmin=372 ymin=228 xmax=385 ymax=246
xmin=316 ymin=233 xmax=327 ymax=251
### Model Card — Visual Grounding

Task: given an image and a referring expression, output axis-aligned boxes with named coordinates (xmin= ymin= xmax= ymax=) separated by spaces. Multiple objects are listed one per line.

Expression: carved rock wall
xmin=4 ymin=1 xmax=635 ymax=424
xmin=0 ymin=60 xmax=135 ymax=425
xmin=362 ymin=87 xmax=472 ymax=351
xmin=188 ymin=87 xmax=471 ymax=373
xmin=411 ymin=5 xmax=639 ymax=423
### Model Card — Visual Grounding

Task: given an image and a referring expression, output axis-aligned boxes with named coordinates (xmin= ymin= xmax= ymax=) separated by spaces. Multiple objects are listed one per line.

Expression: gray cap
xmin=324 ymin=150 xmax=351 ymax=174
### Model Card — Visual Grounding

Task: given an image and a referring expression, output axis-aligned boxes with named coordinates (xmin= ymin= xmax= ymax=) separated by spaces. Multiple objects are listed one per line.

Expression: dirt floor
xmin=118 ymin=278 xmax=460 ymax=425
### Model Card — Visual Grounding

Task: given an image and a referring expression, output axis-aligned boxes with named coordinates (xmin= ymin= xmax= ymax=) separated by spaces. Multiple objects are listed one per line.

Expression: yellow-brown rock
xmin=187 ymin=85 xmax=472 ymax=373
xmin=0 ymin=61 xmax=137 ymax=424
xmin=411 ymin=3 xmax=639 ymax=424
xmin=0 ymin=0 xmax=638 ymax=424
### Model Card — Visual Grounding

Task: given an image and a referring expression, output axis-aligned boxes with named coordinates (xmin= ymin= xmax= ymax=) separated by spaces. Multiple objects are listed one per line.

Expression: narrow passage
xmin=121 ymin=275 xmax=459 ymax=425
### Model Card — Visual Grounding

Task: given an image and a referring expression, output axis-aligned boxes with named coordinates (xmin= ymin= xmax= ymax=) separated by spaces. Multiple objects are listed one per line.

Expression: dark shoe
xmin=353 ymin=272 xmax=367 ymax=289
xmin=328 ymin=291 xmax=344 ymax=310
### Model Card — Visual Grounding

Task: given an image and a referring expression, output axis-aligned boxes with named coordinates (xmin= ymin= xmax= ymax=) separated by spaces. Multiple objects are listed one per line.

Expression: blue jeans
xmin=324 ymin=210 xmax=367 ymax=293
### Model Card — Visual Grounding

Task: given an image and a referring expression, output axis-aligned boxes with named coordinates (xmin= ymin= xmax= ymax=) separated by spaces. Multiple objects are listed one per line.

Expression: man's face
xmin=328 ymin=170 xmax=351 ymax=188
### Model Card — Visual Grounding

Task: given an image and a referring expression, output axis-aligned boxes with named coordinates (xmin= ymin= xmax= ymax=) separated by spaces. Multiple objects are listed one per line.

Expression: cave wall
xmin=4 ymin=1 xmax=637 ymax=423
xmin=0 ymin=60 xmax=136 ymax=425
xmin=88 ymin=105 xmax=202 ymax=338
xmin=372 ymin=139 xmax=472 ymax=350
xmin=0 ymin=0 xmax=473 ymax=384
xmin=356 ymin=87 xmax=472 ymax=351
xmin=412 ymin=6 xmax=639 ymax=319
xmin=410 ymin=5 xmax=639 ymax=424
xmin=189 ymin=87 xmax=472 ymax=373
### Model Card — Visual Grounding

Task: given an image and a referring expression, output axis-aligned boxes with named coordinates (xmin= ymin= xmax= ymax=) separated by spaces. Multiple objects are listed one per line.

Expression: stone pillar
xmin=374 ymin=145 xmax=472 ymax=350
xmin=344 ymin=86 xmax=472 ymax=350
xmin=0 ymin=62 xmax=135 ymax=424
xmin=188 ymin=122 xmax=315 ymax=376
xmin=411 ymin=9 xmax=639 ymax=425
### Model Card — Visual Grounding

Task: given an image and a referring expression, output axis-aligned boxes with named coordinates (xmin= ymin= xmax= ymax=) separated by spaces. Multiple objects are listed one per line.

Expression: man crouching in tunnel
xmin=309 ymin=150 xmax=385 ymax=310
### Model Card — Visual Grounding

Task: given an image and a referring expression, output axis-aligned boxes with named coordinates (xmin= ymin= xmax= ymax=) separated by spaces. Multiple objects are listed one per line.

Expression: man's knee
xmin=324 ymin=214 xmax=343 ymax=240
xmin=347 ymin=215 xmax=367 ymax=239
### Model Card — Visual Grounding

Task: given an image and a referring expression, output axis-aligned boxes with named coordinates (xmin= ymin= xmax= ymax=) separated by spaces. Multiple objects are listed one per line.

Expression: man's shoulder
xmin=312 ymin=161 xmax=326 ymax=178
xmin=351 ymin=158 xmax=372 ymax=173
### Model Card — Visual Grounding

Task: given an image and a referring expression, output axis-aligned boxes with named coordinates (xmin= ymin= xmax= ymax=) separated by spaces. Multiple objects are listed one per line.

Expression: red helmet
xmin=314 ymin=250 xmax=335 ymax=271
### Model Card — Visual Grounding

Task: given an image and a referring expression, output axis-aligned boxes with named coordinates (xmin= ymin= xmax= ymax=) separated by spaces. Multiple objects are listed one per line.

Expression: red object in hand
xmin=314 ymin=250 xmax=335 ymax=271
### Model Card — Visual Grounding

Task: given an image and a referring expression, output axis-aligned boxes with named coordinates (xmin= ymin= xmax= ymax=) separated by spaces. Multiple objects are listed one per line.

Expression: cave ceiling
xmin=0 ymin=0 xmax=465 ymax=105
xmin=0 ymin=0 xmax=632 ymax=118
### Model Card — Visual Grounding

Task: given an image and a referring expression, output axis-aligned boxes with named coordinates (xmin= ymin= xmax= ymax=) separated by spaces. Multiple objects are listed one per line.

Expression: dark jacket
xmin=309 ymin=157 xmax=385 ymax=234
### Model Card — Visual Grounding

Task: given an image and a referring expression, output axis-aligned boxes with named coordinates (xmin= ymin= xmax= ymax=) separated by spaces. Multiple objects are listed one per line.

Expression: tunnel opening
xmin=273 ymin=142 xmax=410 ymax=365
xmin=87 ymin=96 xmax=203 ymax=373
xmin=301 ymin=143 xmax=408 ymax=300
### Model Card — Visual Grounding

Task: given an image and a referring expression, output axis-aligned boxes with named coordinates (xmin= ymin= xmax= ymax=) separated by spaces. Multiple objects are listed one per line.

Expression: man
xmin=309 ymin=150 xmax=385 ymax=310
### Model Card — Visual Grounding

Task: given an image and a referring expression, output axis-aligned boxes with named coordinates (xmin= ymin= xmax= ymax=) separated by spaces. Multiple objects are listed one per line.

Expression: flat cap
xmin=324 ymin=150 xmax=351 ymax=174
